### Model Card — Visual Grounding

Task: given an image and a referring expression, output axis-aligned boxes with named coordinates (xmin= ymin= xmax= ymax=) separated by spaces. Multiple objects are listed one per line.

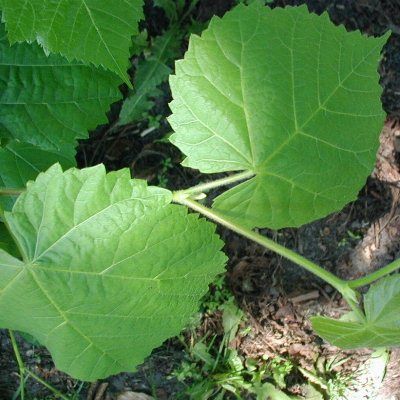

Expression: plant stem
xmin=9 ymin=330 xmax=70 ymax=400
xmin=348 ymin=257 xmax=400 ymax=288
xmin=25 ymin=370 xmax=70 ymax=400
xmin=9 ymin=330 xmax=25 ymax=400
xmin=174 ymin=196 xmax=365 ymax=319
xmin=0 ymin=187 xmax=24 ymax=196
xmin=12 ymin=375 xmax=29 ymax=400
xmin=176 ymin=170 xmax=254 ymax=196
xmin=173 ymin=195 xmax=346 ymax=292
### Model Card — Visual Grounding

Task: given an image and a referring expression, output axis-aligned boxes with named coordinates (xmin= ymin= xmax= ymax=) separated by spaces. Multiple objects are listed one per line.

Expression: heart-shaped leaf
xmin=0 ymin=164 xmax=226 ymax=380
xmin=168 ymin=3 xmax=386 ymax=229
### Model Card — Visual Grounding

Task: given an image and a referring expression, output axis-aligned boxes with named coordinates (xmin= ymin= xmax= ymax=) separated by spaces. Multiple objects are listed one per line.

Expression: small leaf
xmin=312 ymin=275 xmax=400 ymax=348
xmin=253 ymin=382 xmax=293 ymax=400
xmin=0 ymin=23 xmax=122 ymax=158
xmin=302 ymin=384 xmax=324 ymax=400
xmin=119 ymin=27 xmax=184 ymax=125
xmin=169 ymin=3 xmax=386 ymax=229
xmin=0 ymin=0 xmax=144 ymax=83
xmin=192 ymin=342 xmax=215 ymax=367
xmin=0 ymin=141 xmax=74 ymax=211
xmin=221 ymin=299 xmax=244 ymax=343
xmin=0 ymin=164 xmax=227 ymax=380
xmin=154 ymin=0 xmax=183 ymax=22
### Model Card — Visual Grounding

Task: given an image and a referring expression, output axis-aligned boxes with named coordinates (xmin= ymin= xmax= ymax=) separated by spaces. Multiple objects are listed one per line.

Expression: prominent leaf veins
xmin=0 ymin=0 xmax=144 ymax=83
xmin=169 ymin=3 xmax=386 ymax=229
xmin=0 ymin=164 xmax=227 ymax=380
xmin=0 ymin=23 xmax=122 ymax=159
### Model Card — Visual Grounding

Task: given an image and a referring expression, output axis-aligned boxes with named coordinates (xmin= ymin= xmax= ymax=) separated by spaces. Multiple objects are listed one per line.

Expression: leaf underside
xmin=0 ymin=0 xmax=144 ymax=83
xmin=0 ymin=164 xmax=227 ymax=380
xmin=312 ymin=275 xmax=400 ymax=348
xmin=168 ymin=3 xmax=386 ymax=229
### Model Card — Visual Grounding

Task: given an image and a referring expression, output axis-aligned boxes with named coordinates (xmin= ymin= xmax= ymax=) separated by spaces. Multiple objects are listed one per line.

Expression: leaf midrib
xmin=81 ymin=0 xmax=122 ymax=76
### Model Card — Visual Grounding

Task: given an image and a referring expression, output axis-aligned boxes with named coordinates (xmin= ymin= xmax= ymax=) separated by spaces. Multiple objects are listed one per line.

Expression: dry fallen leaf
xmin=117 ymin=391 xmax=154 ymax=400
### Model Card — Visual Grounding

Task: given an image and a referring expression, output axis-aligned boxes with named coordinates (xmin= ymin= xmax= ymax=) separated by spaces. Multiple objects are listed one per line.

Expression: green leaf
xmin=253 ymin=382 xmax=294 ymax=400
xmin=0 ymin=0 xmax=144 ymax=83
xmin=312 ymin=275 xmax=400 ymax=348
xmin=119 ymin=27 xmax=184 ymax=125
xmin=168 ymin=3 xmax=386 ymax=229
xmin=192 ymin=342 xmax=215 ymax=367
xmin=0 ymin=141 xmax=74 ymax=211
xmin=154 ymin=0 xmax=185 ymax=22
xmin=0 ymin=23 xmax=122 ymax=159
xmin=302 ymin=384 xmax=324 ymax=400
xmin=221 ymin=299 xmax=244 ymax=343
xmin=0 ymin=164 xmax=226 ymax=380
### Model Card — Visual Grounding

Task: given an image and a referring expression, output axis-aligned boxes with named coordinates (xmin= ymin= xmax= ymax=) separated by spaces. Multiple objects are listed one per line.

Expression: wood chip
xmin=289 ymin=291 xmax=320 ymax=304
